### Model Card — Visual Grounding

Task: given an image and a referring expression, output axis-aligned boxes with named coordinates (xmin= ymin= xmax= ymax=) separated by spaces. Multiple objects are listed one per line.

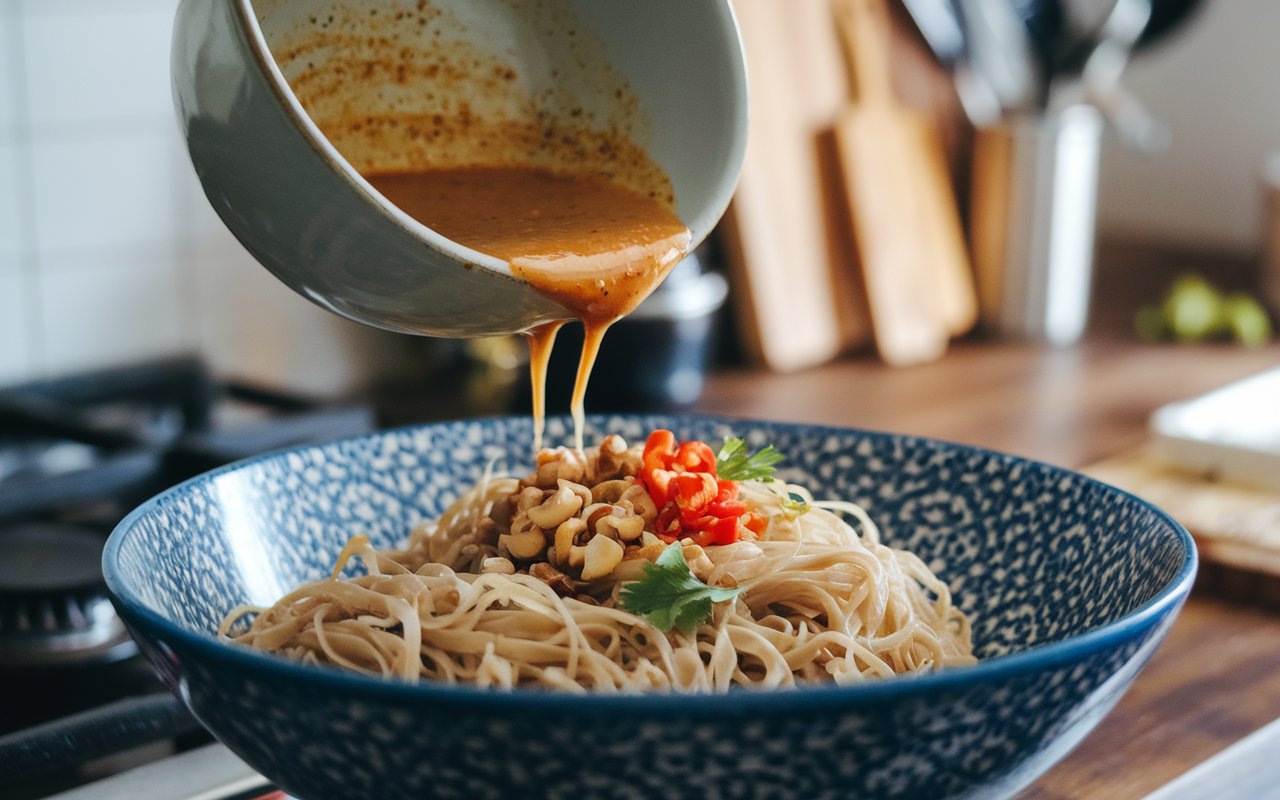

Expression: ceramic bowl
xmin=104 ymin=416 xmax=1194 ymax=799
xmin=172 ymin=0 xmax=748 ymax=337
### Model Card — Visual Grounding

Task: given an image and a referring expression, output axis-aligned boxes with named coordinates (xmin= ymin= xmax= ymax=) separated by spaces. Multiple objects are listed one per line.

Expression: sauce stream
xmin=367 ymin=166 xmax=690 ymax=450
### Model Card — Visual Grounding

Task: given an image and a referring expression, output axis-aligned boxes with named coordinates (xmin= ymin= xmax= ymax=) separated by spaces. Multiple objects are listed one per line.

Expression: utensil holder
xmin=971 ymin=105 xmax=1104 ymax=345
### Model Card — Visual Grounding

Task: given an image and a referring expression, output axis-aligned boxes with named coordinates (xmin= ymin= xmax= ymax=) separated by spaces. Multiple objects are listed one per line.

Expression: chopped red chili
xmin=639 ymin=430 xmax=751 ymax=545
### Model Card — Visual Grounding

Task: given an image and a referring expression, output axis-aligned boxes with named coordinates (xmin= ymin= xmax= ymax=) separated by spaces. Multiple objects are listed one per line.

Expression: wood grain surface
xmin=722 ymin=0 xmax=872 ymax=371
xmin=832 ymin=0 xmax=951 ymax=365
xmin=1086 ymin=450 xmax=1280 ymax=598
xmin=695 ymin=337 xmax=1280 ymax=799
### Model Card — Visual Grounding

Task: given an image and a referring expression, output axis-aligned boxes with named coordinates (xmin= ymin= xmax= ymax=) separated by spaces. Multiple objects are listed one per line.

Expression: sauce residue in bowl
xmin=366 ymin=166 xmax=691 ymax=450
xmin=268 ymin=0 xmax=689 ymax=452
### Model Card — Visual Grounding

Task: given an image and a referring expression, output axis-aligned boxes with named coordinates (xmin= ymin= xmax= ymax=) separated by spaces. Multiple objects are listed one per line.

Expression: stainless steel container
xmin=971 ymin=105 xmax=1105 ymax=345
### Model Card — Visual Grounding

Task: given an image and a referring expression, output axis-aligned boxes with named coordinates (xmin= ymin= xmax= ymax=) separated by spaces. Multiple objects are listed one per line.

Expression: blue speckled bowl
xmin=104 ymin=416 xmax=1194 ymax=800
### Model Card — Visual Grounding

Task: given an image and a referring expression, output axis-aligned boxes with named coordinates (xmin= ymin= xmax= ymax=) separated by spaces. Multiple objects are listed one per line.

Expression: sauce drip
xmin=367 ymin=166 xmax=691 ymax=450
xmin=525 ymin=321 xmax=563 ymax=452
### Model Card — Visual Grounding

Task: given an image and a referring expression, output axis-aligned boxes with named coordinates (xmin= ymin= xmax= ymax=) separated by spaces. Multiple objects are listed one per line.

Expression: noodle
xmin=222 ymin=434 xmax=974 ymax=691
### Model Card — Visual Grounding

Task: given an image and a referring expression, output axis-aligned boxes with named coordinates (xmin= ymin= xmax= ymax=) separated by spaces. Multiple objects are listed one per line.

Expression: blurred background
xmin=0 ymin=0 xmax=1275 ymax=404
xmin=0 ymin=0 xmax=417 ymax=394
xmin=3 ymin=3 xmax=1280 ymax=797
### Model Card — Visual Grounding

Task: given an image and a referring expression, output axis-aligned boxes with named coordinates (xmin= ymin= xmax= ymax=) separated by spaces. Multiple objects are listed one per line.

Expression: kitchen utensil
xmin=1139 ymin=0 xmax=1203 ymax=48
xmin=907 ymin=0 xmax=1201 ymax=126
xmin=955 ymin=0 xmax=1043 ymax=113
xmin=1009 ymin=0 xmax=1064 ymax=55
xmin=1054 ymin=0 xmax=1175 ymax=76
xmin=970 ymin=103 xmax=1103 ymax=344
xmin=899 ymin=0 xmax=1004 ymax=124
xmin=1077 ymin=0 xmax=1169 ymax=151
xmin=1007 ymin=0 xmax=1063 ymax=104
xmin=901 ymin=0 xmax=968 ymax=64
xmin=721 ymin=0 xmax=872 ymax=371
xmin=104 ymin=414 xmax=1194 ymax=799
xmin=1049 ymin=0 xmax=1141 ymax=76
xmin=833 ymin=0 xmax=973 ymax=363
xmin=173 ymin=0 xmax=748 ymax=338
xmin=1061 ymin=0 xmax=1124 ymax=53
xmin=1038 ymin=0 xmax=1167 ymax=153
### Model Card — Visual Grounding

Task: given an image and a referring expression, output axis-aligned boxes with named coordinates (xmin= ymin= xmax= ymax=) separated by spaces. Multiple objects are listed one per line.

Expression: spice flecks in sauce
xmin=265 ymin=0 xmax=689 ymax=451
xmin=267 ymin=0 xmax=663 ymax=200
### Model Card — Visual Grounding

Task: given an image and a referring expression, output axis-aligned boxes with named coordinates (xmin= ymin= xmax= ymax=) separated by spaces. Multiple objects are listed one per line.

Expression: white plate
xmin=1150 ymin=368 xmax=1280 ymax=491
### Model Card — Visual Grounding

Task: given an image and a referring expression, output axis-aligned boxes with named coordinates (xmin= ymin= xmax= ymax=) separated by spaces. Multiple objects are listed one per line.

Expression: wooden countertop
xmin=694 ymin=337 xmax=1280 ymax=798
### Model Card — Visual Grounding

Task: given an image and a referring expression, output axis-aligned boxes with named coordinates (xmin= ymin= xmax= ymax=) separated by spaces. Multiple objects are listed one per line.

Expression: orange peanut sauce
xmin=366 ymin=166 xmax=691 ymax=450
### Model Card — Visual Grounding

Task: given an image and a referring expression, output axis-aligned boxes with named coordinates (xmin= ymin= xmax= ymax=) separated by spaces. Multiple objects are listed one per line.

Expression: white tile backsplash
xmin=1 ymin=0 xmax=419 ymax=393
xmin=30 ymin=128 xmax=184 ymax=255
xmin=37 ymin=253 xmax=192 ymax=375
xmin=0 ymin=9 xmax=18 ymax=141
xmin=191 ymin=237 xmax=407 ymax=396
xmin=19 ymin=0 xmax=170 ymax=17
xmin=192 ymin=240 xmax=366 ymax=396
xmin=0 ymin=142 xmax=26 ymax=271
xmin=20 ymin=3 xmax=176 ymax=131
xmin=0 ymin=272 xmax=35 ymax=381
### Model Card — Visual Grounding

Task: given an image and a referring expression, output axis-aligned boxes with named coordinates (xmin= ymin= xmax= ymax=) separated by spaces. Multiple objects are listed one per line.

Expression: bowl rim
xmin=103 ymin=414 xmax=1197 ymax=713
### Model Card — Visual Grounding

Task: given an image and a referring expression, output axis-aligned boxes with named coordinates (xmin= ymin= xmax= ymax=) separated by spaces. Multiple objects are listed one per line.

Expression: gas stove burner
xmin=0 ymin=523 xmax=134 ymax=668
xmin=0 ymin=358 xmax=377 ymax=794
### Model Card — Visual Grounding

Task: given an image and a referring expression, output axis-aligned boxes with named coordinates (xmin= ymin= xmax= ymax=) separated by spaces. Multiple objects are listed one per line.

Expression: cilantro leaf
xmin=716 ymin=437 xmax=785 ymax=482
xmin=618 ymin=543 xmax=745 ymax=634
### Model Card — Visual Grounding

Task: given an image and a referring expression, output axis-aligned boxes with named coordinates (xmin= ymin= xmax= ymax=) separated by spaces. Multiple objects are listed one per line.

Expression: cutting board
xmin=722 ymin=0 xmax=872 ymax=372
xmin=1086 ymin=448 xmax=1280 ymax=607
xmin=832 ymin=0 xmax=974 ymax=365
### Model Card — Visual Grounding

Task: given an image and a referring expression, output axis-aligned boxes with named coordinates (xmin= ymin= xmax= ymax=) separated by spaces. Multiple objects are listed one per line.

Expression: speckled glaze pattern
xmin=105 ymin=416 xmax=1194 ymax=800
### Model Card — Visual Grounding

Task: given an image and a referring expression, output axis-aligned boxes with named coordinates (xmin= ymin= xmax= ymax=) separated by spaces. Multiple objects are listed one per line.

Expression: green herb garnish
xmin=1136 ymin=273 xmax=1273 ymax=346
xmin=716 ymin=437 xmax=784 ymax=482
xmin=618 ymin=543 xmax=745 ymax=634
xmin=781 ymin=491 xmax=810 ymax=518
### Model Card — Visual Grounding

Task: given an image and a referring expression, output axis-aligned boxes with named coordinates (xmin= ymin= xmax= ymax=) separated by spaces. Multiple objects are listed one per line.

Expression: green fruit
xmin=1135 ymin=304 xmax=1167 ymax=342
xmin=1163 ymin=275 xmax=1225 ymax=341
xmin=1222 ymin=294 xmax=1273 ymax=347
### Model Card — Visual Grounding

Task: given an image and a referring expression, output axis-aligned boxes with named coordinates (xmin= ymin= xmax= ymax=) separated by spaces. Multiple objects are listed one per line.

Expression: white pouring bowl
xmin=173 ymin=0 xmax=748 ymax=337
